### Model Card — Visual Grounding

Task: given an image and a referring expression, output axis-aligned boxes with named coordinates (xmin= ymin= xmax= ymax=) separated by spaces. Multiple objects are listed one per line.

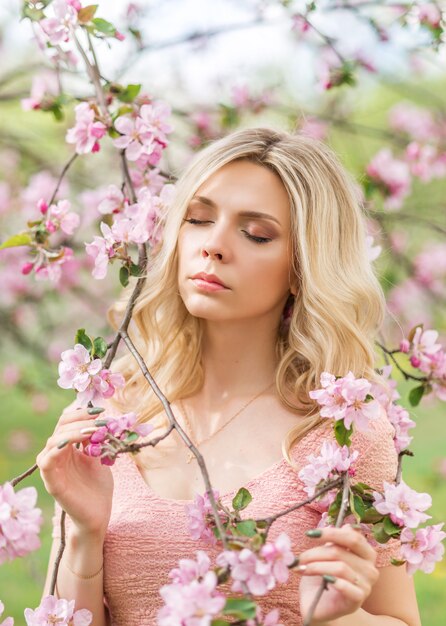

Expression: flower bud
xmin=400 ymin=339 xmax=410 ymax=353
xmin=21 ymin=262 xmax=34 ymax=275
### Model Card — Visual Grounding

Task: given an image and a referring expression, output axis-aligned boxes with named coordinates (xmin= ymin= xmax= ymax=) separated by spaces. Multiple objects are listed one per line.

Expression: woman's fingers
xmin=303 ymin=526 xmax=377 ymax=562
xmin=298 ymin=560 xmax=375 ymax=593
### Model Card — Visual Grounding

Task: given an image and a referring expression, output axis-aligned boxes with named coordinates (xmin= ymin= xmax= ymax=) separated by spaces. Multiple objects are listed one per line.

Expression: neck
xmin=199 ymin=316 xmax=278 ymax=407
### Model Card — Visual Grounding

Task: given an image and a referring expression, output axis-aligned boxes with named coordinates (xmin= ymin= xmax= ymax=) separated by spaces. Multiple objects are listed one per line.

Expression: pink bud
xmin=115 ymin=31 xmax=126 ymax=41
xmin=21 ymin=262 xmax=34 ymax=275
xmin=38 ymin=198 xmax=48 ymax=214
xmin=67 ymin=0 xmax=82 ymax=10
xmin=92 ymin=141 xmax=101 ymax=153
xmin=410 ymin=355 xmax=421 ymax=368
xmin=400 ymin=339 xmax=410 ymax=353
xmin=45 ymin=220 xmax=57 ymax=233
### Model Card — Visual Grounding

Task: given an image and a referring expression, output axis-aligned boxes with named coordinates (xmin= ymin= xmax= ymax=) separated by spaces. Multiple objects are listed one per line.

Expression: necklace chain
xmin=178 ymin=382 xmax=274 ymax=463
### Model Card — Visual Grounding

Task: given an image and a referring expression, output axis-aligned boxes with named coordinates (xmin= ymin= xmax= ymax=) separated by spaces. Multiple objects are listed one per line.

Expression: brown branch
xmin=375 ymin=342 xmax=428 ymax=383
xmin=303 ymin=473 xmax=350 ymax=626
xmin=396 ymin=449 xmax=414 ymax=485
xmin=118 ymin=328 xmax=229 ymax=550
xmin=48 ymin=153 xmax=78 ymax=206
xmin=10 ymin=463 xmax=38 ymax=487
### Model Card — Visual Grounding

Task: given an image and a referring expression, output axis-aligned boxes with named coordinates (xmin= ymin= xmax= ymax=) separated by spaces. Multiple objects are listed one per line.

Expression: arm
xmin=42 ymin=529 xmax=108 ymax=626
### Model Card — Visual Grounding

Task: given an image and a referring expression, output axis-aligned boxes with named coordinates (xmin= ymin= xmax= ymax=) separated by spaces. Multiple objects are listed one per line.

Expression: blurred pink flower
xmin=389 ymin=103 xmax=438 ymax=143
xmin=1 ymin=365 xmax=21 ymax=387
xmin=386 ymin=403 xmax=416 ymax=453
xmin=185 ymin=489 xmax=222 ymax=545
xmin=373 ymin=480 xmax=431 ymax=528
xmin=6 ymin=429 xmax=33 ymax=454
xmin=400 ymin=523 xmax=445 ymax=575
xmin=21 ymin=72 xmax=59 ymax=111
xmin=299 ymin=117 xmax=328 ymax=141
xmin=247 ymin=607 xmax=284 ymax=626
xmin=24 ymin=595 xmax=92 ymax=626
xmin=417 ymin=3 xmax=442 ymax=28
xmin=40 ymin=0 xmax=79 ymax=46
xmin=0 ymin=601 xmax=13 ymax=626
xmin=66 ymin=103 xmax=107 ymax=154
xmin=365 ymin=235 xmax=381 ymax=262
xmin=413 ymin=243 xmax=446 ymax=296
xmin=31 ymin=393 xmax=50 ymax=414
xmin=366 ymin=149 xmax=411 ymax=210
xmin=0 ymin=483 xmax=43 ymax=564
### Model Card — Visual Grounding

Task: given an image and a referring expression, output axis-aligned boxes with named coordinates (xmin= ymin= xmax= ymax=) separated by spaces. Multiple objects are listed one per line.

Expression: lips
xmin=191 ymin=272 xmax=229 ymax=288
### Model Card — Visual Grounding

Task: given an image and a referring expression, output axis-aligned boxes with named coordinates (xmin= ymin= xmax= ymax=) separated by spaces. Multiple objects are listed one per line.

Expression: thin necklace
xmin=178 ymin=382 xmax=274 ymax=464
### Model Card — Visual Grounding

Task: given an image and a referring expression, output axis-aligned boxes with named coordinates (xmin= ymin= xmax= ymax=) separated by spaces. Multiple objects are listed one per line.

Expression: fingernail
xmin=80 ymin=427 xmax=98 ymax=434
xmin=94 ymin=419 xmax=108 ymax=427
xmin=297 ymin=564 xmax=307 ymax=572
xmin=323 ymin=574 xmax=337 ymax=584
xmin=88 ymin=407 xmax=105 ymax=415
xmin=305 ymin=529 xmax=322 ymax=538
xmin=57 ymin=439 xmax=70 ymax=449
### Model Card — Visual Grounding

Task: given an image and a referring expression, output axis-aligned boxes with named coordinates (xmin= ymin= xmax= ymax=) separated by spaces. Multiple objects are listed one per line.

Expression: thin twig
xmin=10 ymin=463 xmax=38 ymax=487
xmin=48 ymin=153 xmax=78 ymax=206
xmin=396 ymin=450 xmax=414 ymax=485
xmin=375 ymin=342 xmax=428 ymax=383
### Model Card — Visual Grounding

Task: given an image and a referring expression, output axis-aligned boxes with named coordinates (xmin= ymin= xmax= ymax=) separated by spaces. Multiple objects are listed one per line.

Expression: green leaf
xmin=328 ymin=490 xmax=342 ymax=519
xmin=129 ymin=262 xmax=144 ymax=277
xmin=390 ymin=558 xmax=406 ymax=567
xmin=360 ymin=506 xmax=384 ymax=524
xmin=232 ymin=487 xmax=252 ymax=511
xmin=372 ymin=522 xmax=391 ymax=544
xmin=93 ymin=336 xmax=108 ymax=359
xmin=383 ymin=516 xmax=402 ymax=537
xmin=354 ymin=482 xmax=373 ymax=492
xmin=50 ymin=104 xmax=64 ymax=121
xmin=211 ymin=620 xmax=229 ymax=626
xmin=235 ymin=520 xmax=257 ymax=537
xmin=75 ymin=329 xmax=93 ymax=352
xmin=123 ymin=432 xmax=139 ymax=443
xmin=77 ymin=4 xmax=98 ymax=23
xmin=0 ymin=233 xmax=32 ymax=250
xmin=118 ymin=84 xmax=142 ymax=103
xmin=21 ymin=5 xmax=45 ymax=21
xmin=119 ymin=266 xmax=130 ymax=287
xmin=409 ymin=385 xmax=425 ymax=407
xmin=223 ymin=598 xmax=257 ymax=620
xmin=350 ymin=493 xmax=366 ymax=522
xmin=334 ymin=420 xmax=353 ymax=447
xmin=91 ymin=17 xmax=117 ymax=36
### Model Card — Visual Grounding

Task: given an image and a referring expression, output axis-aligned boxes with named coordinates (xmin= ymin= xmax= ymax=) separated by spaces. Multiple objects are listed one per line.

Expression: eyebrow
xmin=190 ymin=195 xmax=282 ymax=225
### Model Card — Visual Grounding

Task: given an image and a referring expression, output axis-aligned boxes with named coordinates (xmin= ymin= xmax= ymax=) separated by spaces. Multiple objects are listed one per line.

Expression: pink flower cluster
xmin=298 ymin=441 xmax=359 ymax=505
xmin=39 ymin=199 xmax=80 ymax=236
xmin=185 ymin=489 xmax=226 ymax=545
xmin=39 ymin=0 xmax=79 ymax=46
xmin=0 ymin=483 xmax=43 ymax=565
xmin=0 ymin=601 xmax=13 ymax=626
xmin=216 ymin=533 xmax=295 ymax=595
xmin=66 ymin=102 xmax=107 ymax=154
xmin=373 ymin=480 xmax=431 ymax=529
xmin=400 ymin=523 xmax=446 ymax=575
xmin=401 ymin=327 xmax=446 ymax=401
xmin=247 ymin=607 xmax=284 ymax=626
xmin=85 ymin=184 xmax=174 ymax=279
xmin=413 ymin=243 xmax=446 ymax=297
xmin=84 ymin=412 xmax=154 ymax=465
xmin=21 ymin=246 xmax=75 ymax=284
xmin=57 ymin=343 xmax=125 ymax=405
xmin=113 ymin=101 xmax=173 ymax=163
xmin=157 ymin=551 xmax=226 ymax=626
xmin=21 ymin=72 xmax=59 ymax=112
xmin=309 ymin=371 xmax=381 ymax=431
xmin=24 ymin=595 xmax=92 ymax=626
xmin=366 ymin=148 xmax=411 ymax=210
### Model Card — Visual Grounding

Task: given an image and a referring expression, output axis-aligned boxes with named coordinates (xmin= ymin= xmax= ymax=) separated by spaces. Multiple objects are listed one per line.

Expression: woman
xmin=38 ymin=128 xmax=421 ymax=626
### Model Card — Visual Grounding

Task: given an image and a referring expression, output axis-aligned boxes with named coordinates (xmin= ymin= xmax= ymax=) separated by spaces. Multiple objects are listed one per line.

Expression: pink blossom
xmin=411 ymin=327 xmax=442 ymax=360
xmin=113 ymin=115 xmax=155 ymax=161
xmin=85 ymin=222 xmax=117 ymax=280
xmin=310 ymin=371 xmax=380 ymax=431
xmin=98 ymin=185 xmax=126 ymax=215
xmin=40 ymin=0 xmax=79 ymax=46
xmin=298 ymin=441 xmax=359 ymax=504
xmin=45 ymin=199 xmax=80 ymax=235
xmin=387 ymin=278 xmax=432 ymax=329
xmin=366 ymin=149 xmax=411 ymax=210
xmin=400 ymin=339 xmax=410 ymax=353
xmin=185 ymin=489 xmax=221 ymax=545
xmin=365 ymin=235 xmax=381 ymax=262
xmin=66 ymin=103 xmax=107 ymax=154
xmin=389 ymin=103 xmax=438 ymax=143
xmin=24 ymin=595 xmax=92 ymax=626
xmin=139 ymin=101 xmax=173 ymax=146
xmin=299 ymin=117 xmax=328 ymax=141
xmin=79 ymin=369 xmax=126 ymax=405
xmin=414 ymin=243 xmax=446 ymax=296
xmin=406 ymin=143 xmax=446 ymax=182
xmin=21 ymin=171 xmax=69 ymax=219
xmin=0 ymin=482 xmax=43 ymax=564
xmin=0 ymin=601 xmax=13 ymax=626
xmin=386 ymin=403 xmax=416 ymax=453
xmin=57 ymin=343 xmax=102 ymax=393
xmin=260 ymin=533 xmax=295 ymax=584
xmin=21 ymin=72 xmax=59 ymax=111
xmin=373 ymin=480 xmax=431 ymax=528
xmin=221 ymin=548 xmax=275 ymax=595
xmin=247 ymin=607 xmax=284 ymax=626
xmin=400 ymin=524 xmax=445 ymax=575
xmin=158 ymin=551 xmax=225 ymax=626
xmin=417 ymin=3 xmax=442 ymax=28
xmin=1 ymin=365 xmax=21 ymax=387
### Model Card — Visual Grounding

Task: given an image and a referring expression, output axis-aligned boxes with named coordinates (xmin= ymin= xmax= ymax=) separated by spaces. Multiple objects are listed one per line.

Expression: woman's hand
xmin=36 ymin=403 xmax=114 ymax=538
xmin=298 ymin=525 xmax=379 ymax=624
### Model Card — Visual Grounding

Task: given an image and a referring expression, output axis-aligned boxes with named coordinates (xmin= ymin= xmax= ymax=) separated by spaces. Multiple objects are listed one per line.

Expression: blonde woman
xmin=38 ymin=128 xmax=421 ymax=626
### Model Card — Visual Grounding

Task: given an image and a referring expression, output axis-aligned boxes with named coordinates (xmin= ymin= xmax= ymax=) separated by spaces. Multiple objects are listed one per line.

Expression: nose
xmin=200 ymin=222 xmax=231 ymax=262
xmin=201 ymin=246 xmax=223 ymax=261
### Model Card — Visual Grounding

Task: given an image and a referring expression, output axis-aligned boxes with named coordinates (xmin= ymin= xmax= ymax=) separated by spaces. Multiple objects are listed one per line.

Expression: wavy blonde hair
xmin=109 ymin=127 xmax=386 ymax=461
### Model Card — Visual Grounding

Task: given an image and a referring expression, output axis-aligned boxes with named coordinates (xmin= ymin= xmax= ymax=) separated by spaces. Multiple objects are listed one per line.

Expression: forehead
xmin=193 ymin=159 xmax=290 ymax=223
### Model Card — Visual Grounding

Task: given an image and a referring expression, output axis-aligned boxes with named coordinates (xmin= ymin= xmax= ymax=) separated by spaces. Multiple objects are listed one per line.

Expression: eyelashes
xmin=182 ymin=218 xmax=272 ymax=244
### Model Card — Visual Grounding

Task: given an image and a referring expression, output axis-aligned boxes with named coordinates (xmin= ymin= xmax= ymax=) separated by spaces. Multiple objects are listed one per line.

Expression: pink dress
xmin=52 ymin=409 xmax=401 ymax=625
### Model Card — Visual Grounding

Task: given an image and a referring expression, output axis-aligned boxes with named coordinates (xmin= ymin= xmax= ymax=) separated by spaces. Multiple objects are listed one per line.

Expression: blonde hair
xmin=109 ymin=127 xmax=386 ymax=461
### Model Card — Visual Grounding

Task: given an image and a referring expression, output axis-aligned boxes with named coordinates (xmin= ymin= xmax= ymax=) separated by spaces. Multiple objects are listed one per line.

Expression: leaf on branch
xmin=123 ymin=432 xmax=139 ymax=444
xmin=93 ymin=336 xmax=108 ymax=359
xmin=408 ymin=385 xmax=425 ymax=407
xmin=390 ymin=557 xmax=407 ymax=567
xmin=223 ymin=598 xmax=257 ymax=620
xmin=372 ymin=522 xmax=392 ymax=544
xmin=129 ymin=262 xmax=144 ymax=277
xmin=91 ymin=17 xmax=118 ymax=37
xmin=118 ymin=84 xmax=142 ymax=103
xmin=78 ymin=4 xmax=98 ymax=23
xmin=383 ymin=515 xmax=402 ymax=537
xmin=360 ymin=506 xmax=384 ymax=524
xmin=234 ymin=520 xmax=257 ymax=537
xmin=349 ymin=492 xmax=365 ymax=522
xmin=334 ymin=420 xmax=353 ymax=447
xmin=120 ymin=266 xmax=130 ymax=287
xmin=232 ymin=487 xmax=252 ymax=511
xmin=22 ymin=5 xmax=45 ymax=21
xmin=75 ymin=328 xmax=93 ymax=352
xmin=0 ymin=233 xmax=32 ymax=250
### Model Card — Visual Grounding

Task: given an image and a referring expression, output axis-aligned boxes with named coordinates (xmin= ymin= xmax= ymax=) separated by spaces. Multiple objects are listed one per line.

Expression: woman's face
xmin=177 ymin=159 xmax=295 ymax=326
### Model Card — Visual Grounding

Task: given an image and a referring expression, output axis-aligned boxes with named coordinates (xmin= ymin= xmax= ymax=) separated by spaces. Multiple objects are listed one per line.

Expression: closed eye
xmin=242 ymin=231 xmax=272 ymax=244
xmin=183 ymin=218 xmax=213 ymax=225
